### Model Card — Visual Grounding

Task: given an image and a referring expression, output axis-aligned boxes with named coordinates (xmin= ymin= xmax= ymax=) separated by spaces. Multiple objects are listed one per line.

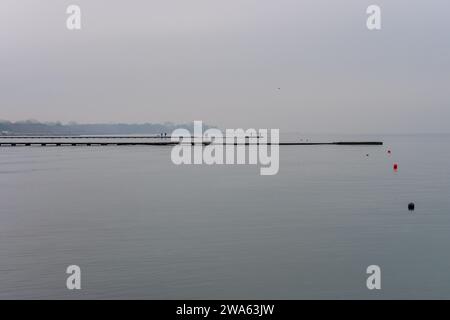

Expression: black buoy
xmin=408 ymin=202 xmax=415 ymax=211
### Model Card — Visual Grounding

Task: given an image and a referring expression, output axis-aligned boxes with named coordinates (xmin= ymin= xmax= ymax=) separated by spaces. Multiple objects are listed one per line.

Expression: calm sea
xmin=1 ymin=134 xmax=449 ymax=299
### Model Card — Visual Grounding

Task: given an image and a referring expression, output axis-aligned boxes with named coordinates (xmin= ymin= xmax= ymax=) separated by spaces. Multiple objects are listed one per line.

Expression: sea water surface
xmin=0 ymin=134 xmax=450 ymax=299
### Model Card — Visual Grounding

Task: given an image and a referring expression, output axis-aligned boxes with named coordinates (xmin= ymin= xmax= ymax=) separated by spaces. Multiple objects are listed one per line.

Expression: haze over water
xmin=1 ymin=133 xmax=450 ymax=299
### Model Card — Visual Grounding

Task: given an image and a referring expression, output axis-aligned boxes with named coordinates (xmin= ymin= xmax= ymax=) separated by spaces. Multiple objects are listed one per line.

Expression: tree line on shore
xmin=0 ymin=120 xmax=206 ymax=136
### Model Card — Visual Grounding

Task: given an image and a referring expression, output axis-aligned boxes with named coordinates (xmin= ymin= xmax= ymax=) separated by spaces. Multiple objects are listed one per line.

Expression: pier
xmin=0 ymin=141 xmax=180 ymax=147
xmin=0 ymin=136 xmax=383 ymax=147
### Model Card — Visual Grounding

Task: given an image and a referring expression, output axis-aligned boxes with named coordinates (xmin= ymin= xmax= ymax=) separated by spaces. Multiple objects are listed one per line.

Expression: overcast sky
xmin=1 ymin=0 xmax=449 ymax=133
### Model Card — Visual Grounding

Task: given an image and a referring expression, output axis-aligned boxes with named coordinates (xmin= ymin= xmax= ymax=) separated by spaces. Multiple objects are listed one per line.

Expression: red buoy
xmin=393 ymin=163 xmax=398 ymax=171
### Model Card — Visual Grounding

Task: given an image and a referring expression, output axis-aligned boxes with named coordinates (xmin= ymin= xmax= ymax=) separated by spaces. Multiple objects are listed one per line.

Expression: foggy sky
xmin=1 ymin=0 xmax=449 ymax=133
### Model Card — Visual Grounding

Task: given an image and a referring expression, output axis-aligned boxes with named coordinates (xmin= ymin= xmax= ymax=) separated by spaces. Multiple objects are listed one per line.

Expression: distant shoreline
xmin=0 ymin=120 xmax=208 ymax=136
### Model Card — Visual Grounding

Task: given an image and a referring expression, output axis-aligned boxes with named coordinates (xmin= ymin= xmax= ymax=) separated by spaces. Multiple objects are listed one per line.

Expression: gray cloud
xmin=1 ymin=0 xmax=449 ymax=133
